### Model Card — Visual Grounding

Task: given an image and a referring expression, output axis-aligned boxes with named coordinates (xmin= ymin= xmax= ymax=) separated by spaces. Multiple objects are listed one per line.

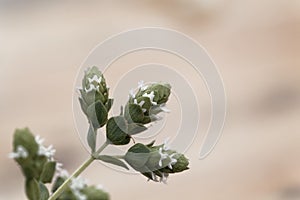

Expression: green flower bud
xmin=10 ymin=128 xmax=55 ymax=180
xmin=124 ymin=142 xmax=189 ymax=183
xmin=78 ymin=66 xmax=113 ymax=129
xmin=125 ymin=81 xmax=171 ymax=125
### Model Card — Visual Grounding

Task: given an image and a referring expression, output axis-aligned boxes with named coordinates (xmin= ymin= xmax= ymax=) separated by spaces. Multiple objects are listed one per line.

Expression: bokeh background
xmin=1 ymin=0 xmax=300 ymax=199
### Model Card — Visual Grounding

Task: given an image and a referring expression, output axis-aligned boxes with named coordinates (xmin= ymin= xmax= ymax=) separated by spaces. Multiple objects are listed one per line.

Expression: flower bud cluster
xmin=124 ymin=142 xmax=189 ymax=183
xmin=106 ymin=81 xmax=171 ymax=146
xmin=125 ymin=81 xmax=171 ymax=124
xmin=78 ymin=66 xmax=113 ymax=129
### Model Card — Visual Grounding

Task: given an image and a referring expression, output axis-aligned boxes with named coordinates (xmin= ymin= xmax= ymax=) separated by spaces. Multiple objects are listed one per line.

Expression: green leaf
xmin=106 ymin=116 xmax=130 ymax=145
xmin=26 ymin=179 xmax=40 ymax=200
xmin=105 ymin=98 xmax=114 ymax=112
xmin=146 ymin=140 xmax=155 ymax=147
xmin=87 ymin=125 xmax=96 ymax=153
xmin=40 ymin=161 xmax=56 ymax=183
xmin=79 ymin=97 xmax=88 ymax=116
xmin=51 ymin=176 xmax=66 ymax=193
xmin=87 ymin=100 xmax=108 ymax=129
xmin=97 ymin=155 xmax=129 ymax=170
xmin=125 ymin=143 xmax=151 ymax=169
xmin=39 ymin=182 xmax=49 ymax=200
xmin=127 ymin=123 xmax=147 ymax=135
xmin=124 ymin=103 xmax=144 ymax=123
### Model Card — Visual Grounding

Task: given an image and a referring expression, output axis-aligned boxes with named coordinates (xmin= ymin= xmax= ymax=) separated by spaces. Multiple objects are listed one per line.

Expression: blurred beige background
xmin=1 ymin=0 xmax=300 ymax=199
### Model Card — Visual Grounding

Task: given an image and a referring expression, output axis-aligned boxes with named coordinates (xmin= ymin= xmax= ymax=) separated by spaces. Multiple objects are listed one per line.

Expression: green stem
xmin=48 ymin=141 xmax=109 ymax=200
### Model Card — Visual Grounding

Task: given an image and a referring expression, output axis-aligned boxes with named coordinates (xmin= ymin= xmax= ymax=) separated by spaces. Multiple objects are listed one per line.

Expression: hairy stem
xmin=48 ymin=141 xmax=109 ymax=200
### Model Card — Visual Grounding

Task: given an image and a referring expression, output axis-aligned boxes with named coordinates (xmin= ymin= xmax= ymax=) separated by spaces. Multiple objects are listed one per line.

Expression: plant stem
xmin=48 ymin=141 xmax=109 ymax=200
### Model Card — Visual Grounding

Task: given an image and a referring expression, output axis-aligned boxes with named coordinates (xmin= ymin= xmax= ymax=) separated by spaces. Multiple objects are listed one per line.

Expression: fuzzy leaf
xmin=125 ymin=103 xmax=144 ymax=123
xmin=127 ymin=123 xmax=147 ymax=135
xmin=97 ymin=155 xmax=129 ymax=170
xmin=26 ymin=179 xmax=40 ymax=200
xmin=87 ymin=100 xmax=108 ymax=129
xmin=105 ymin=98 xmax=114 ymax=112
xmin=106 ymin=116 xmax=130 ymax=145
xmin=39 ymin=182 xmax=49 ymax=200
xmin=40 ymin=161 xmax=56 ymax=183
xmin=125 ymin=143 xmax=151 ymax=169
xmin=87 ymin=125 xmax=96 ymax=153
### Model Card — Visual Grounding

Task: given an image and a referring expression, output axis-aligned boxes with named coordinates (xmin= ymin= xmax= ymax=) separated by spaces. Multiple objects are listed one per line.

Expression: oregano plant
xmin=10 ymin=66 xmax=189 ymax=200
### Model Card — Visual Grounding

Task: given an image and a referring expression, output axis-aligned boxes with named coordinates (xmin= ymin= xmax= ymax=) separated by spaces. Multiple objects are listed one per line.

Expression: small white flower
xmin=8 ymin=145 xmax=28 ymax=159
xmin=168 ymin=153 xmax=178 ymax=169
xmin=141 ymin=85 xmax=148 ymax=91
xmin=85 ymin=84 xmax=99 ymax=93
xmin=163 ymin=137 xmax=171 ymax=151
xmin=133 ymin=99 xmax=147 ymax=112
xmin=158 ymin=147 xmax=169 ymax=167
xmin=55 ymin=162 xmax=63 ymax=172
xmin=138 ymin=80 xmax=149 ymax=91
xmin=59 ymin=169 xmax=69 ymax=178
xmin=73 ymin=190 xmax=87 ymax=200
xmin=38 ymin=144 xmax=56 ymax=159
xmin=148 ymin=172 xmax=158 ymax=182
xmin=142 ymin=91 xmax=157 ymax=105
xmin=70 ymin=176 xmax=86 ymax=191
xmin=138 ymin=80 xmax=144 ymax=89
xmin=88 ymin=75 xmax=102 ymax=84
xmin=70 ymin=177 xmax=87 ymax=200
xmin=35 ymin=135 xmax=45 ymax=146
xmin=160 ymin=172 xmax=169 ymax=184
xmin=35 ymin=135 xmax=56 ymax=160
xmin=139 ymin=100 xmax=145 ymax=107
xmin=129 ymin=89 xmax=136 ymax=98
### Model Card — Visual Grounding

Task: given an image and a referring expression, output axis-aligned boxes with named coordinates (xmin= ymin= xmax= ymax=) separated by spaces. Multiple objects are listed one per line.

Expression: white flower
xmin=142 ymin=91 xmax=157 ymax=105
xmin=8 ymin=145 xmax=28 ymax=159
xmin=129 ymin=89 xmax=136 ymax=98
xmin=35 ymin=135 xmax=56 ymax=159
xmin=85 ymin=84 xmax=99 ymax=93
xmin=88 ymin=75 xmax=102 ymax=84
xmin=35 ymin=135 xmax=45 ymax=145
xmin=133 ymin=99 xmax=147 ymax=112
xmin=138 ymin=80 xmax=144 ymax=89
xmin=167 ymin=153 xmax=178 ymax=169
xmin=38 ymin=144 xmax=56 ymax=159
xmin=70 ymin=177 xmax=87 ymax=200
xmin=158 ymin=147 xmax=169 ymax=167
xmin=148 ymin=172 xmax=158 ymax=182
xmin=70 ymin=176 xmax=86 ymax=191
xmin=163 ymin=137 xmax=171 ymax=151
xmin=73 ymin=190 xmax=87 ymax=200
xmin=160 ymin=172 xmax=169 ymax=184
xmin=138 ymin=80 xmax=148 ymax=91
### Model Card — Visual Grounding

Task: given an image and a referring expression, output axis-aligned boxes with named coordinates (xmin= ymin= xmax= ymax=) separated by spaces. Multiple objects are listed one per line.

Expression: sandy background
xmin=1 ymin=0 xmax=300 ymax=199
